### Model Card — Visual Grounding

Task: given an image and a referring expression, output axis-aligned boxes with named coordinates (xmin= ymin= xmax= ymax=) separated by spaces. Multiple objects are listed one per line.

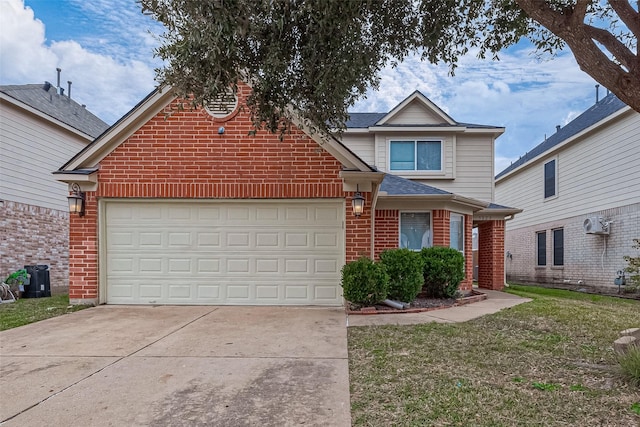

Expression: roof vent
xmin=204 ymin=89 xmax=238 ymax=119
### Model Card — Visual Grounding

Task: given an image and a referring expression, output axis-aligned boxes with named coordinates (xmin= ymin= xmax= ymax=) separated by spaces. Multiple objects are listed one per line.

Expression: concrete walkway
xmin=346 ymin=289 xmax=531 ymax=327
xmin=0 ymin=306 xmax=350 ymax=427
xmin=0 ymin=290 xmax=530 ymax=426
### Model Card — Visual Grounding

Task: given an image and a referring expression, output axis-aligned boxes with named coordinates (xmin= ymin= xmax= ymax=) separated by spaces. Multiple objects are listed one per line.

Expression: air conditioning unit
xmin=583 ymin=216 xmax=609 ymax=235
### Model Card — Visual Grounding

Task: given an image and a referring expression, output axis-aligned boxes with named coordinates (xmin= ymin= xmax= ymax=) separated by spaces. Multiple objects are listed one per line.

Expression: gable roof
xmin=0 ymin=83 xmax=109 ymax=138
xmin=496 ymin=93 xmax=629 ymax=179
xmin=56 ymin=86 xmax=375 ymax=175
xmin=345 ymin=91 xmax=503 ymax=133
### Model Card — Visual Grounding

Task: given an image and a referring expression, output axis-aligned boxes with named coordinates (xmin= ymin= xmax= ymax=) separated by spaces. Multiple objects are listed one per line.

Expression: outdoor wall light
xmin=67 ymin=183 xmax=85 ymax=217
xmin=351 ymin=186 xmax=365 ymax=218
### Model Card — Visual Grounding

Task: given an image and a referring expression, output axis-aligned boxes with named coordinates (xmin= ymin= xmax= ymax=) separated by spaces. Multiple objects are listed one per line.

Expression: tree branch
xmin=608 ymin=0 xmax=640 ymax=37
xmin=584 ymin=24 xmax=636 ymax=71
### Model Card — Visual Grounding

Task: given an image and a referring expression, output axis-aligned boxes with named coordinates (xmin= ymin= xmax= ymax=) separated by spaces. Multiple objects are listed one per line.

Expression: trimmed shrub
xmin=379 ymin=248 xmax=425 ymax=302
xmin=341 ymin=257 xmax=389 ymax=306
xmin=617 ymin=345 xmax=640 ymax=388
xmin=420 ymin=246 xmax=464 ymax=298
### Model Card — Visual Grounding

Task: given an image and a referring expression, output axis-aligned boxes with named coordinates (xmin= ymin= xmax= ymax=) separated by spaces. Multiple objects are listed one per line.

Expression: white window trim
xmin=552 ymin=227 xmax=564 ymax=267
xmin=398 ymin=210 xmax=433 ymax=251
xmin=450 ymin=213 xmax=464 ymax=255
xmin=543 ymin=156 xmax=558 ymax=201
xmin=387 ymin=138 xmax=444 ymax=174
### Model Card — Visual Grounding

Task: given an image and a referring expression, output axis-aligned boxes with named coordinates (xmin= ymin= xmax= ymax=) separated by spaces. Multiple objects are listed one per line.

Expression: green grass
xmin=348 ymin=284 xmax=640 ymax=426
xmin=0 ymin=294 xmax=90 ymax=330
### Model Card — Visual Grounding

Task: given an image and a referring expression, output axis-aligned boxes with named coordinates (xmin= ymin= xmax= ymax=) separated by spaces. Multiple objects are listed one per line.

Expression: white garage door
xmin=103 ymin=200 xmax=344 ymax=305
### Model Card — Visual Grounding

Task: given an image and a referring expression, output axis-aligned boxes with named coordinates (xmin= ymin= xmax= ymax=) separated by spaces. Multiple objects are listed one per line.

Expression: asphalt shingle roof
xmin=1 ymin=83 xmax=109 ymax=138
xmin=380 ymin=173 xmax=452 ymax=196
xmin=496 ymin=93 xmax=627 ymax=179
xmin=345 ymin=113 xmax=500 ymax=130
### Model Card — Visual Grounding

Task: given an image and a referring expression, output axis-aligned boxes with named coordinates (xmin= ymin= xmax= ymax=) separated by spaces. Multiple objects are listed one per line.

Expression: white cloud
xmin=0 ymin=0 xmax=161 ymax=124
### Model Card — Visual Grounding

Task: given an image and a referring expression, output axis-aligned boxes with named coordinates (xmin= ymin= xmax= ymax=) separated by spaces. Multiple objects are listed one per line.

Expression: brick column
xmin=68 ymin=192 xmax=99 ymax=305
xmin=477 ymin=220 xmax=506 ymax=290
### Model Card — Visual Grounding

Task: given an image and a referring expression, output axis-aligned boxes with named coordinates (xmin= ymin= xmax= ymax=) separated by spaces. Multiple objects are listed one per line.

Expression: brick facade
xmin=68 ymin=87 xmax=371 ymax=303
xmin=0 ymin=200 xmax=69 ymax=292
xmin=504 ymin=202 xmax=639 ymax=290
xmin=373 ymin=209 xmax=399 ymax=256
xmin=477 ymin=220 xmax=506 ymax=290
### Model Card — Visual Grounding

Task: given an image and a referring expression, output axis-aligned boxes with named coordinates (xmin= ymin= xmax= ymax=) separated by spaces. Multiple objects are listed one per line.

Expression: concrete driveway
xmin=0 ymin=306 xmax=350 ymax=426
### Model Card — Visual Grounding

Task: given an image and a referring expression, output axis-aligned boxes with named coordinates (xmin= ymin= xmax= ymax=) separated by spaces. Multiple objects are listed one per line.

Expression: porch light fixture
xmin=352 ymin=186 xmax=365 ymax=218
xmin=67 ymin=183 xmax=85 ymax=217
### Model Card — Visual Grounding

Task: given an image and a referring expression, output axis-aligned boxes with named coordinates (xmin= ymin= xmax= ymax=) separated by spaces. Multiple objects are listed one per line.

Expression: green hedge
xmin=420 ymin=246 xmax=464 ymax=298
xmin=341 ymin=257 xmax=389 ymax=305
xmin=379 ymin=248 xmax=425 ymax=302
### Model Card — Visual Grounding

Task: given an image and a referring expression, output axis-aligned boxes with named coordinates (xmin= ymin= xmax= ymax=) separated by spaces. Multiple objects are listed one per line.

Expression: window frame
xmin=388 ymin=139 xmax=443 ymax=173
xmin=552 ymin=228 xmax=564 ymax=267
xmin=536 ymin=231 xmax=547 ymax=266
xmin=450 ymin=213 xmax=464 ymax=255
xmin=543 ymin=158 xmax=558 ymax=200
xmin=398 ymin=211 xmax=433 ymax=251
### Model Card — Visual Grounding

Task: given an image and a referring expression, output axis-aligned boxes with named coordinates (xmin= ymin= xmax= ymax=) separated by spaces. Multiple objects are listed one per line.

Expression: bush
xmin=420 ymin=246 xmax=464 ymax=298
xmin=617 ymin=345 xmax=640 ymax=388
xmin=379 ymin=248 xmax=424 ymax=302
xmin=341 ymin=257 xmax=389 ymax=306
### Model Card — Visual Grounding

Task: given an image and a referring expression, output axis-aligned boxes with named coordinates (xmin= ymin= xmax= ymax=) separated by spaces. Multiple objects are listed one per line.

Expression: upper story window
xmin=400 ymin=212 xmax=432 ymax=251
xmin=390 ymin=140 xmax=442 ymax=171
xmin=544 ymin=158 xmax=557 ymax=199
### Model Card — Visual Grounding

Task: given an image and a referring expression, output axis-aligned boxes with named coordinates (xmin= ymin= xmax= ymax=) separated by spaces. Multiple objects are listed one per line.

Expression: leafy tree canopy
xmin=140 ymin=0 xmax=639 ymax=134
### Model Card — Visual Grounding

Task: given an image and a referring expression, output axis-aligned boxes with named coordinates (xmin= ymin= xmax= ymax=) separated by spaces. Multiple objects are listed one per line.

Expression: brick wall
xmin=478 ymin=220 xmax=506 ymax=290
xmin=504 ymin=202 xmax=639 ymax=290
xmin=68 ymin=86 xmax=372 ymax=303
xmin=374 ymin=209 xmax=399 ymax=257
xmin=0 ymin=200 xmax=69 ymax=292
xmin=433 ymin=210 xmax=450 ymax=246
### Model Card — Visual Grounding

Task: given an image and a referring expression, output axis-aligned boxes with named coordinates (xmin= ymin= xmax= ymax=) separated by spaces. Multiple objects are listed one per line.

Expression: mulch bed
xmin=346 ymin=290 xmax=487 ymax=315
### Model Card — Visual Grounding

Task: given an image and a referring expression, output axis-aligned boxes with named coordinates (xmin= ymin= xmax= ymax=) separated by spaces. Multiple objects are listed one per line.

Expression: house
xmin=0 ymin=80 xmax=109 ymax=291
xmin=495 ymin=92 xmax=640 ymax=291
xmin=54 ymin=85 xmax=519 ymax=306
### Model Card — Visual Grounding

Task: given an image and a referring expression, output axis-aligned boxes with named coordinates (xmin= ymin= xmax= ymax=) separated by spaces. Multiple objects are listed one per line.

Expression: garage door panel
xmin=105 ymin=200 xmax=344 ymax=305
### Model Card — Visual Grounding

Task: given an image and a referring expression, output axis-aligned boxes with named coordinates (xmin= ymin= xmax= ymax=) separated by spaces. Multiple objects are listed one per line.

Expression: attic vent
xmin=204 ymin=89 xmax=238 ymax=119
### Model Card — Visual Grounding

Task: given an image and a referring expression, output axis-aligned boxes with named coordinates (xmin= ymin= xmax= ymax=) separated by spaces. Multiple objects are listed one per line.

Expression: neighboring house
xmin=495 ymin=93 xmax=639 ymax=291
xmin=0 ymin=82 xmax=109 ymax=291
xmin=55 ymin=86 xmax=519 ymax=306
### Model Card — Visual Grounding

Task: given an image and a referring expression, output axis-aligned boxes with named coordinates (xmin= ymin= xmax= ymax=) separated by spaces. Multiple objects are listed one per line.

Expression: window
xmin=390 ymin=140 xmax=442 ymax=171
xmin=536 ymin=231 xmax=546 ymax=266
xmin=400 ymin=212 xmax=431 ymax=250
xmin=544 ymin=159 xmax=557 ymax=198
xmin=450 ymin=213 xmax=464 ymax=253
xmin=552 ymin=228 xmax=564 ymax=266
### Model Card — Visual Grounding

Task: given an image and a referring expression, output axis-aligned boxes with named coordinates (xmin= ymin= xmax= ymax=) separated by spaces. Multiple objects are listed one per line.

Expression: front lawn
xmin=348 ymin=284 xmax=640 ymax=426
xmin=0 ymin=294 xmax=90 ymax=331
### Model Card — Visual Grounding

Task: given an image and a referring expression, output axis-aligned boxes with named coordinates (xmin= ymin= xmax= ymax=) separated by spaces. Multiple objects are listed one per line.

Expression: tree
xmin=140 ymin=0 xmax=639 ymax=134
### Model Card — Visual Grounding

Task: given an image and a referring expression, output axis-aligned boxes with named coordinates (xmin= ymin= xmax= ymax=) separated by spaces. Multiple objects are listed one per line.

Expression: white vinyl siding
xmin=102 ymin=200 xmax=344 ymax=306
xmin=385 ymin=99 xmax=444 ymax=125
xmin=496 ymin=109 xmax=640 ymax=230
xmin=417 ymin=135 xmax=494 ymax=201
xmin=0 ymin=102 xmax=90 ymax=210
xmin=338 ymin=133 xmax=375 ymax=166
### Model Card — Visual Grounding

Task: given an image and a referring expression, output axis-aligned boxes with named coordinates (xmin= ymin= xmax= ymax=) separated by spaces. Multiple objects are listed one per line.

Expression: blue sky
xmin=1 ymin=0 xmax=600 ymax=173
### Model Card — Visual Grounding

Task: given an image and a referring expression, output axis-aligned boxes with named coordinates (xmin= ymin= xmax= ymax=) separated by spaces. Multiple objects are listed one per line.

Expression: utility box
xmin=23 ymin=265 xmax=51 ymax=298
